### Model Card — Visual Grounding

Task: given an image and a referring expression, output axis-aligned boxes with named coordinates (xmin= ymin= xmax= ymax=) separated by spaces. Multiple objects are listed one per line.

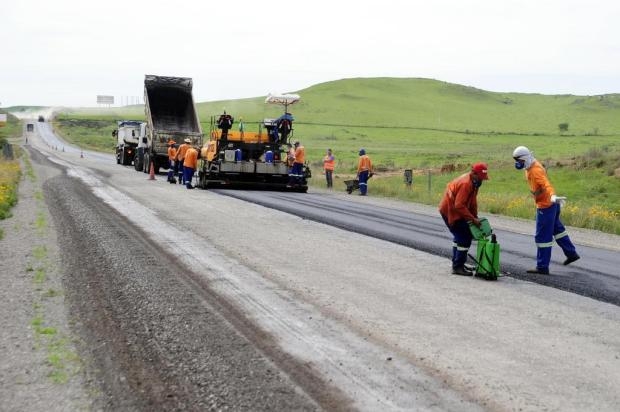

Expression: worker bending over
xmin=439 ymin=163 xmax=489 ymax=275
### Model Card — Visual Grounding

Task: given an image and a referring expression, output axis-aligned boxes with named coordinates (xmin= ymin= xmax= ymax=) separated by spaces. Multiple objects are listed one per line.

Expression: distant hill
xmin=196 ymin=78 xmax=620 ymax=136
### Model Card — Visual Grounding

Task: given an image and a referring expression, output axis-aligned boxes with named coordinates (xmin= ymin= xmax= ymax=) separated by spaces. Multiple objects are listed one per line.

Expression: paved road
xmin=34 ymin=120 xmax=113 ymax=163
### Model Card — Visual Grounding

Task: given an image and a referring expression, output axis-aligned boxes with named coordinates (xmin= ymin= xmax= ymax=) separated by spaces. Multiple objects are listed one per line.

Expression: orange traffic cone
xmin=148 ymin=161 xmax=156 ymax=180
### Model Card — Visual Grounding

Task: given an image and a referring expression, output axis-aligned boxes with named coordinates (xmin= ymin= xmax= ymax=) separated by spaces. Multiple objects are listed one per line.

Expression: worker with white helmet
xmin=512 ymin=146 xmax=580 ymax=274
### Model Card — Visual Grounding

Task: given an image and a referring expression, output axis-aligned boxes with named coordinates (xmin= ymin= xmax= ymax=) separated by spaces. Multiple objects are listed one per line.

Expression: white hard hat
xmin=512 ymin=146 xmax=531 ymax=159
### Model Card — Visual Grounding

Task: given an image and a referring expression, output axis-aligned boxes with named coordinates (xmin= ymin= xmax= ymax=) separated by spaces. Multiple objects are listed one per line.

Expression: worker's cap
xmin=167 ymin=140 xmax=176 ymax=145
xmin=184 ymin=138 xmax=191 ymax=143
xmin=359 ymin=148 xmax=366 ymax=156
xmin=471 ymin=162 xmax=489 ymax=180
xmin=294 ymin=141 xmax=300 ymax=146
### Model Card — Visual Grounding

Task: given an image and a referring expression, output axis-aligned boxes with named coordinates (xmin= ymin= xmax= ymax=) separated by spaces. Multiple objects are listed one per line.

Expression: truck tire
xmin=134 ymin=153 xmax=143 ymax=171
xmin=143 ymin=153 xmax=150 ymax=173
xmin=120 ymin=148 xmax=127 ymax=166
xmin=116 ymin=149 xmax=121 ymax=164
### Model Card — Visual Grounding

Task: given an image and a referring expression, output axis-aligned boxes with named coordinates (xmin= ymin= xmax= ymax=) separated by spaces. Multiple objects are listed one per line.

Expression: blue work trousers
xmin=183 ymin=167 xmax=195 ymax=188
xmin=535 ymin=203 xmax=577 ymax=270
xmin=289 ymin=163 xmax=303 ymax=185
xmin=178 ymin=161 xmax=184 ymax=183
xmin=358 ymin=170 xmax=369 ymax=195
xmin=442 ymin=215 xmax=473 ymax=269
xmin=167 ymin=160 xmax=175 ymax=181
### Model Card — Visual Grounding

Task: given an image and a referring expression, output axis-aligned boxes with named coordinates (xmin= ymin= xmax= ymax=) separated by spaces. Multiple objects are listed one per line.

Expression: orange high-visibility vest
xmin=438 ymin=173 xmax=478 ymax=226
xmin=323 ymin=154 xmax=335 ymax=171
xmin=294 ymin=146 xmax=305 ymax=164
xmin=357 ymin=155 xmax=372 ymax=173
xmin=183 ymin=147 xmax=198 ymax=169
xmin=525 ymin=160 xmax=555 ymax=208
xmin=168 ymin=146 xmax=177 ymax=161
xmin=176 ymin=144 xmax=189 ymax=161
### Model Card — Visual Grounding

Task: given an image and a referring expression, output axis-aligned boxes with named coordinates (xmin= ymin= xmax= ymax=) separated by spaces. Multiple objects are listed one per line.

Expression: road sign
xmin=97 ymin=95 xmax=114 ymax=105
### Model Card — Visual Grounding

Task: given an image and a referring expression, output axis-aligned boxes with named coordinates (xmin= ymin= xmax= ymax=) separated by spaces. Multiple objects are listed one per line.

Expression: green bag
xmin=475 ymin=235 xmax=501 ymax=280
xmin=469 ymin=217 xmax=492 ymax=240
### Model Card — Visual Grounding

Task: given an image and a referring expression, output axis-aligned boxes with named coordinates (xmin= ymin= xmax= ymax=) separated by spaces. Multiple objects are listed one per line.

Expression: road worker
xmin=286 ymin=143 xmax=295 ymax=172
xmin=183 ymin=145 xmax=199 ymax=189
xmin=176 ymin=138 xmax=191 ymax=184
xmin=512 ymin=146 xmax=580 ymax=274
xmin=238 ymin=117 xmax=245 ymax=139
xmin=356 ymin=149 xmax=373 ymax=196
xmin=288 ymin=141 xmax=305 ymax=187
xmin=438 ymin=162 xmax=488 ymax=275
xmin=167 ymin=140 xmax=177 ymax=184
xmin=323 ymin=148 xmax=335 ymax=188
xmin=276 ymin=112 xmax=294 ymax=143
xmin=217 ymin=111 xmax=234 ymax=139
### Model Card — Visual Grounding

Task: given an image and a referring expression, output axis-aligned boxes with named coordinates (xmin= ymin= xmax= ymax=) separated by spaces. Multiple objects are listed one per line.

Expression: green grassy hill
xmin=198 ymin=78 xmax=620 ymax=135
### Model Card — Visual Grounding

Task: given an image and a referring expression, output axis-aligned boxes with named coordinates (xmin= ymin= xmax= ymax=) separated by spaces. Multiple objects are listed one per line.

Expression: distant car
xmin=38 ymin=115 xmax=44 ymax=122
xmin=27 ymin=123 xmax=34 ymax=132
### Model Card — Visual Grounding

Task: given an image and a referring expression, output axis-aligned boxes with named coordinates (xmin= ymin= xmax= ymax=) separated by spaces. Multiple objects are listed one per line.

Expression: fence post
xmin=404 ymin=169 xmax=413 ymax=189
xmin=427 ymin=169 xmax=432 ymax=197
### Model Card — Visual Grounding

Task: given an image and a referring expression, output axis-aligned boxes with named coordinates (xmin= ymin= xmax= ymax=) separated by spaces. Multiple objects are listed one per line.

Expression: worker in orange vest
xmin=183 ymin=145 xmax=199 ymax=189
xmin=288 ymin=141 xmax=305 ymax=186
xmin=176 ymin=138 xmax=191 ymax=184
xmin=513 ymin=146 xmax=579 ymax=274
xmin=356 ymin=148 xmax=373 ymax=196
xmin=167 ymin=140 xmax=177 ymax=184
xmin=286 ymin=143 xmax=295 ymax=172
xmin=438 ymin=162 xmax=488 ymax=275
xmin=323 ymin=148 xmax=335 ymax=188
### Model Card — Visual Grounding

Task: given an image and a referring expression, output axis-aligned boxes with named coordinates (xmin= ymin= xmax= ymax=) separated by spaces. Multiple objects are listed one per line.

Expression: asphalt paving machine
xmin=197 ymin=93 xmax=310 ymax=191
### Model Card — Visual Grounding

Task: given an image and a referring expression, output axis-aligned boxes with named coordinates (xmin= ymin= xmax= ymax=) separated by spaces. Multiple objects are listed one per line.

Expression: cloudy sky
xmin=1 ymin=0 xmax=619 ymax=107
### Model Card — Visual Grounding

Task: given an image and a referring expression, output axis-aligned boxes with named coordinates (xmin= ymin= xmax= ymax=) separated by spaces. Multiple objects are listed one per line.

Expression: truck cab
xmin=114 ymin=120 xmax=145 ymax=166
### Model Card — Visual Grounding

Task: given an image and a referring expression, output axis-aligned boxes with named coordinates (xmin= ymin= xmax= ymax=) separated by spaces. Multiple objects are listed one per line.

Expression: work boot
xmin=451 ymin=266 xmax=473 ymax=276
xmin=526 ymin=267 xmax=550 ymax=275
xmin=563 ymin=254 xmax=580 ymax=266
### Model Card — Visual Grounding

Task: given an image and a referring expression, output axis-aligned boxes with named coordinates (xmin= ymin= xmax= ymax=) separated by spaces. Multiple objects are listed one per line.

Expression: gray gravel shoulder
xmin=0 ymin=145 xmax=91 ymax=411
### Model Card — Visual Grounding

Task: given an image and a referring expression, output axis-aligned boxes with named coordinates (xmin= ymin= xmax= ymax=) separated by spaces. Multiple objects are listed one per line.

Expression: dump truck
xmin=113 ymin=120 xmax=144 ymax=165
xmin=137 ymin=75 xmax=203 ymax=174
xmin=197 ymin=93 xmax=311 ymax=192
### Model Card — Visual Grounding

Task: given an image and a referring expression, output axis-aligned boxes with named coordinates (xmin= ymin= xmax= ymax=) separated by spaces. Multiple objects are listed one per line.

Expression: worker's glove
xmin=551 ymin=194 xmax=567 ymax=207
xmin=470 ymin=218 xmax=482 ymax=228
